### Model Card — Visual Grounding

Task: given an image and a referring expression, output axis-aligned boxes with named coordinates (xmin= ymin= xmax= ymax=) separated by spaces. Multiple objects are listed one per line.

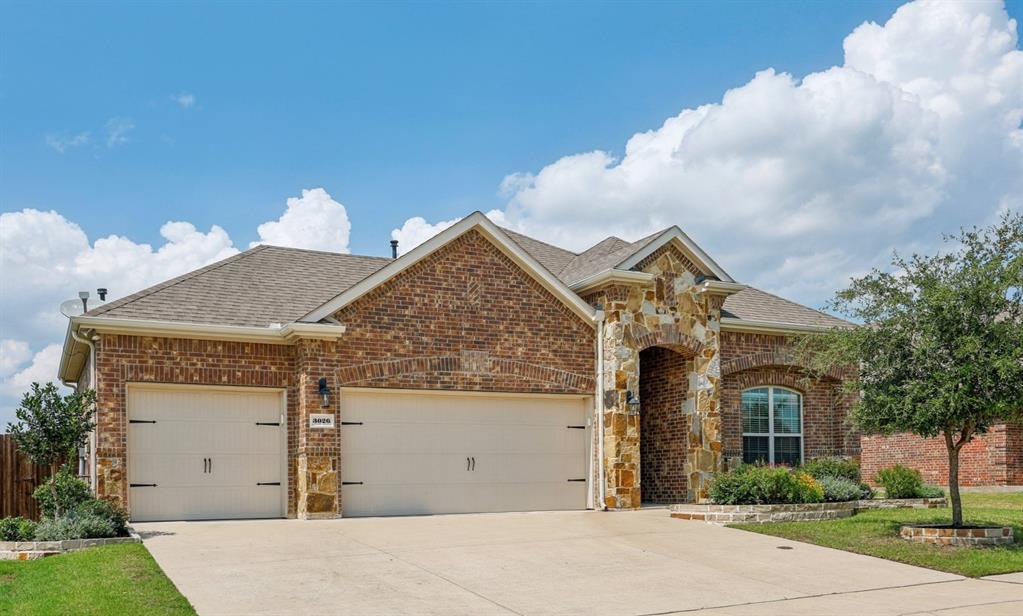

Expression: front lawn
xmin=734 ymin=492 xmax=1023 ymax=577
xmin=0 ymin=543 xmax=194 ymax=616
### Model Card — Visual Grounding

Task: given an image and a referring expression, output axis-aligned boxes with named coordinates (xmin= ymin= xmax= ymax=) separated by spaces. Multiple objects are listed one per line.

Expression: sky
xmin=1 ymin=0 xmax=1021 ymax=425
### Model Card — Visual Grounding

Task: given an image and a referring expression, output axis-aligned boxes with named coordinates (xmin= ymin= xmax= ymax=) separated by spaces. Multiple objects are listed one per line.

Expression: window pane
xmin=741 ymin=388 xmax=770 ymax=433
xmin=773 ymin=389 xmax=802 ymax=434
xmin=743 ymin=436 xmax=770 ymax=464
xmin=774 ymin=436 xmax=802 ymax=466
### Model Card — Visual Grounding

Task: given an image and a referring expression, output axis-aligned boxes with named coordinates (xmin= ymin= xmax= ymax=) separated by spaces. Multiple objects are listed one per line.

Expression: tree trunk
xmin=945 ymin=434 xmax=963 ymax=528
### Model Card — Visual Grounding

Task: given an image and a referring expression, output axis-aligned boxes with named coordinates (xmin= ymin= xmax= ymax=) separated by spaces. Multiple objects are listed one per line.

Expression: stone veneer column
xmin=602 ymin=312 xmax=641 ymax=509
xmin=685 ymin=293 xmax=725 ymax=502
xmin=295 ymin=339 xmax=340 ymax=519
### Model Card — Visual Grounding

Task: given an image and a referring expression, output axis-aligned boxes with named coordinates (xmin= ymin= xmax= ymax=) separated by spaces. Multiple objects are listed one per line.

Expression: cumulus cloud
xmin=394 ymin=0 xmax=1022 ymax=308
xmin=251 ymin=188 xmax=352 ymax=253
xmin=104 ymin=116 xmax=135 ymax=148
xmin=0 ymin=340 xmax=32 ymax=379
xmin=390 ymin=209 xmax=507 ymax=255
xmin=45 ymin=131 xmax=90 ymax=153
xmin=171 ymin=92 xmax=196 ymax=108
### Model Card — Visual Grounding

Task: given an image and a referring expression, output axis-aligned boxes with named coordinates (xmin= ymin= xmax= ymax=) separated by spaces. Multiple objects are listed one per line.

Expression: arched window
xmin=741 ymin=386 xmax=803 ymax=466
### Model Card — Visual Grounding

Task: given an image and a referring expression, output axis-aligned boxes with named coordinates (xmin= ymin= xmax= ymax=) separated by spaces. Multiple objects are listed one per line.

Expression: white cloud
xmin=251 ymin=188 xmax=352 ymax=253
xmin=171 ymin=92 xmax=196 ymax=108
xmin=393 ymin=0 xmax=1022 ymax=311
xmin=45 ymin=131 xmax=90 ymax=153
xmin=0 ymin=344 xmax=64 ymax=406
xmin=104 ymin=116 xmax=135 ymax=148
xmin=0 ymin=340 xmax=32 ymax=379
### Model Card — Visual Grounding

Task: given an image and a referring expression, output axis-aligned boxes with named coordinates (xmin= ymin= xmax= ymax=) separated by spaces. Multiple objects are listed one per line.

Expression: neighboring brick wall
xmin=639 ymin=346 xmax=691 ymax=503
xmin=92 ymin=335 xmax=297 ymax=514
xmin=719 ymin=331 xmax=858 ymax=466
xmin=333 ymin=229 xmax=596 ymax=393
xmin=861 ymin=423 xmax=1022 ymax=487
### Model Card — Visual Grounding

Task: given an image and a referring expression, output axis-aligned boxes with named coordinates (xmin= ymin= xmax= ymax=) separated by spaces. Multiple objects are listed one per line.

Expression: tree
xmin=7 ymin=382 xmax=97 ymax=517
xmin=796 ymin=213 xmax=1023 ymax=527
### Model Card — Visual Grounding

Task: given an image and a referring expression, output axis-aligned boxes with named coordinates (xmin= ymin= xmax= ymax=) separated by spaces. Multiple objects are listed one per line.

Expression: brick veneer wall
xmin=719 ymin=331 xmax=858 ymax=467
xmin=92 ymin=335 xmax=298 ymax=514
xmin=861 ymin=423 xmax=1023 ymax=487
xmin=639 ymin=346 xmax=691 ymax=502
xmin=333 ymin=229 xmax=596 ymax=393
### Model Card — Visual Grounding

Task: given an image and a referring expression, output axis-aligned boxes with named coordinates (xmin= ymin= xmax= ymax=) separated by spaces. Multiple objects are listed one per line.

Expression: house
xmin=57 ymin=212 xmax=857 ymax=521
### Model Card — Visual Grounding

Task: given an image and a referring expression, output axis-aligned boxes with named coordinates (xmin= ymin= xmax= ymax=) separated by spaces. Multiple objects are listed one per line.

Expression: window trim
xmin=741 ymin=386 xmax=804 ymax=465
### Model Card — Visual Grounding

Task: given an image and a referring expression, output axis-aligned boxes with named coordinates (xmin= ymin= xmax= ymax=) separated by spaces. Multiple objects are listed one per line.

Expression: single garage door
xmin=341 ymin=389 xmax=591 ymax=517
xmin=127 ymin=385 xmax=286 ymax=522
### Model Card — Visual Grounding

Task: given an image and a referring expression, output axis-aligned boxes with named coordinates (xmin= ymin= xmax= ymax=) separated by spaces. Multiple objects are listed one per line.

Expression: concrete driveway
xmin=135 ymin=509 xmax=1023 ymax=616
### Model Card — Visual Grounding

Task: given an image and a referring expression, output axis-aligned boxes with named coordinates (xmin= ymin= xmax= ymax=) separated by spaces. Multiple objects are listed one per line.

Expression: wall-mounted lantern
xmin=626 ymin=390 xmax=641 ymax=415
xmin=318 ymin=377 xmax=331 ymax=408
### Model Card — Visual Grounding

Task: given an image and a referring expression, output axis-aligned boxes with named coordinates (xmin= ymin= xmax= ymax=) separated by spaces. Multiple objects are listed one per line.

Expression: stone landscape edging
xmin=0 ymin=528 xmax=141 ymax=561
xmin=669 ymin=497 xmax=948 ymax=524
xmin=900 ymin=524 xmax=1013 ymax=546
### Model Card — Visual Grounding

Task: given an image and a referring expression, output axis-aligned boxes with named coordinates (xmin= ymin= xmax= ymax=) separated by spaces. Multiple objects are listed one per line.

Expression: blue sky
xmin=1 ymin=1 xmax=1021 ymax=424
xmin=2 ymin=0 xmax=916 ymax=254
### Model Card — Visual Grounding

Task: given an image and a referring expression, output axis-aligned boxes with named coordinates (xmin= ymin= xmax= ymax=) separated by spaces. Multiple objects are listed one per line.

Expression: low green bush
xmin=875 ymin=464 xmax=924 ymax=498
xmin=34 ymin=511 xmax=116 ymax=541
xmin=75 ymin=498 xmax=129 ymax=536
xmin=818 ymin=475 xmax=862 ymax=502
xmin=859 ymin=482 xmax=876 ymax=499
xmin=0 ymin=516 xmax=37 ymax=541
xmin=709 ymin=465 xmax=824 ymax=504
xmin=919 ymin=484 xmax=945 ymax=498
xmin=33 ymin=465 xmax=92 ymax=518
xmin=800 ymin=457 xmax=860 ymax=483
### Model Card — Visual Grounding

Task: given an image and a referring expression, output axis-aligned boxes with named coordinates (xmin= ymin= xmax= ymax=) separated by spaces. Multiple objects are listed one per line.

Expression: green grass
xmin=0 ymin=543 xmax=194 ymax=616
xmin=734 ymin=492 xmax=1023 ymax=577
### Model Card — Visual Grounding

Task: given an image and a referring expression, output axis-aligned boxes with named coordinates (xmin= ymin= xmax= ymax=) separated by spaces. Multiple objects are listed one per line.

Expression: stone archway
xmin=639 ymin=345 xmax=693 ymax=503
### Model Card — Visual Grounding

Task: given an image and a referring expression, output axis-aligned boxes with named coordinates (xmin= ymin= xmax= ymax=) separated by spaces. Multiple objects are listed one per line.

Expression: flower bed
xmin=0 ymin=529 xmax=141 ymax=561
xmin=670 ymin=497 xmax=947 ymax=524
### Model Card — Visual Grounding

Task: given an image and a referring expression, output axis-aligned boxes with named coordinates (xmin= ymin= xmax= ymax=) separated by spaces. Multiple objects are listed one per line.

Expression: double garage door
xmin=127 ymin=386 xmax=590 ymax=521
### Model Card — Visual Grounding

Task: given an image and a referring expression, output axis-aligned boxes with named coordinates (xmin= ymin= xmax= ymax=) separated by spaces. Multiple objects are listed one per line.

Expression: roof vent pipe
xmin=97 ymin=288 xmax=108 ymax=301
xmin=390 ymin=239 xmax=399 ymax=259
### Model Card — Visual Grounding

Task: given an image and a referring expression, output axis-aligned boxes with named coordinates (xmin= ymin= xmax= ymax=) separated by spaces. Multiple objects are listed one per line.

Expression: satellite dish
xmin=60 ymin=299 xmax=85 ymax=318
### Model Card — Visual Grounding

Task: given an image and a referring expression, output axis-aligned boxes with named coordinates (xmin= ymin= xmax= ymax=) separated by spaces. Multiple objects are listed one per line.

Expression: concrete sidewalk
xmin=135 ymin=509 xmax=1022 ymax=615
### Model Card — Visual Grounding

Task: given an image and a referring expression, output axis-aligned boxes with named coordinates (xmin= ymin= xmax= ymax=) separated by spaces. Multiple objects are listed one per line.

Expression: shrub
xmin=875 ymin=464 xmax=924 ymax=499
xmin=800 ymin=457 xmax=860 ymax=483
xmin=34 ymin=512 xmax=116 ymax=541
xmin=919 ymin=484 xmax=945 ymax=498
xmin=859 ymin=482 xmax=876 ymax=500
xmin=793 ymin=472 xmax=825 ymax=503
xmin=0 ymin=516 xmax=37 ymax=541
xmin=75 ymin=498 xmax=129 ymax=536
xmin=709 ymin=465 xmax=824 ymax=505
xmin=818 ymin=475 xmax=861 ymax=502
xmin=33 ymin=465 xmax=91 ymax=518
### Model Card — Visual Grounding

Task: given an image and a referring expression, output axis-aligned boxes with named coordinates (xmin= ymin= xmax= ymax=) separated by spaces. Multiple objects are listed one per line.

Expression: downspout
xmin=594 ymin=309 xmax=606 ymax=510
xmin=71 ymin=327 xmax=98 ymax=488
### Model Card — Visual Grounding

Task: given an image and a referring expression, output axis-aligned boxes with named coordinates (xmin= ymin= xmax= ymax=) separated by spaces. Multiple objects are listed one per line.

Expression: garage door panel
xmin=341 ymin=391 xmax=590 ymax=517
xmin=128 ymin=387 xmax=284 ymax=522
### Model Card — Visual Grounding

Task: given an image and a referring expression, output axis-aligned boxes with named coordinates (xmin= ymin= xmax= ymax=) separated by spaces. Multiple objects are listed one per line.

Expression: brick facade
xmin=639 ymin=346 xmax=691 ymax=502
xmin=719 ymin=331 xmax=859 ymax=468
xmin=861 ymin=423 xmax=1023 ymax=487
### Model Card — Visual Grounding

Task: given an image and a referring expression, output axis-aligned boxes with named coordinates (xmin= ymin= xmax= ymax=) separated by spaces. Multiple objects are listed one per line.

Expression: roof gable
xmin=300 ymin=212 xmax=598 ymax=325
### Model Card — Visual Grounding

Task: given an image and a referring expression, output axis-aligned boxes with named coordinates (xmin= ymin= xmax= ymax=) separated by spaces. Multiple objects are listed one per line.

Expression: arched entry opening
xmin=639 ymin=345 xmax=694 ymax=504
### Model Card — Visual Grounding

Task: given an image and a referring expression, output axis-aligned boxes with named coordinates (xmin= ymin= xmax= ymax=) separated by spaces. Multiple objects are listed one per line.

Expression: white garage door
xmin=341 ymin=390 xmax=591 ymax=517
xmin=127 ymin=386 xmax=286 ymax=522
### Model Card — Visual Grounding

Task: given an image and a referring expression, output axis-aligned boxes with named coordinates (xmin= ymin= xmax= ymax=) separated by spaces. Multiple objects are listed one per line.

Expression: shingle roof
xmin=721 ymin=287 xmax=851 ymax=329
xmin=501 ymin=228 xmax=578 ymax=274
xmin=86 ymin=224 xmax=848 ymax=331
xmin=555 ymin=230 xmax=664 ymax=285
xmin=88 ymin=245 xmax=390 ymax=327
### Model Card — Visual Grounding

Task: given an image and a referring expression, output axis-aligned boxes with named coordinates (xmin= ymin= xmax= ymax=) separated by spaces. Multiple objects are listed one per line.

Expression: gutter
xmin=594 ymin=309 xmax=606 ymax=511
xmin=70 ymin=315 xmax=346 ymax=343
xmin=70 ymin=327 xmax=98 ymax=487
xmin=719 ymin=316 xmax=837 ymax=334
xmin=569 ymin=269 xmax=654 ymax=294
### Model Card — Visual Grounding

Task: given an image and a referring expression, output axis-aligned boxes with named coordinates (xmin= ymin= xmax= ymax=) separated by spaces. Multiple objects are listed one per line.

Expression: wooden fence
xmin=0 ymin=434 xmax=62 ymax=520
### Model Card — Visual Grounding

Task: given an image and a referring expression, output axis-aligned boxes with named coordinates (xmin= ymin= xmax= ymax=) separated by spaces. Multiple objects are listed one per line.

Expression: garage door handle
xmin=342 ymin=481 xmax=363 ymax=485
xmin=129 ymin=419 xmax=156 ymax=424
xmin=130 ymin=483 xmax=158 ymax=487
xmin=567 ymin=425 xmax=585 ymax=429
xmin=467 ymin=457 xmax=470 ymax=471
xmin=257 ymin=482 xmax=280 ymax=486
xmin=567 ymin=479 xmax=586 ymax=482
xmin=471 ymin=456 xmax=475 ymax=471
